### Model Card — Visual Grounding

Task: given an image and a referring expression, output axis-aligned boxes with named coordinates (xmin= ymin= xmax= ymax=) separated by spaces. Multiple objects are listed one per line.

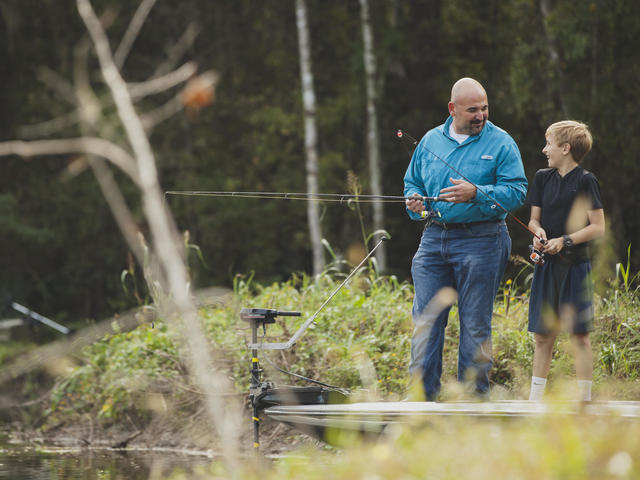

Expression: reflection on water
xmin=0 ymin=446 xmax=211 ymax=480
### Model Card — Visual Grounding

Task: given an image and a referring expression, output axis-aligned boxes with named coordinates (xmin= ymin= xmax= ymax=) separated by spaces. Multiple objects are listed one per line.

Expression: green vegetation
xmin=186 ymin=415 xmax=640 ymax=480
xmin=35 ymin=251 xmax=639 ymax=479
xmin=44 ymin=256 xmax=640 ymax=430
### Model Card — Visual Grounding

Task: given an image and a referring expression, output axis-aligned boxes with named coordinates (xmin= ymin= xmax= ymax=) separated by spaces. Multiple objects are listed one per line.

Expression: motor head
xmin=240 ymin=308 xmax=301 ymax=325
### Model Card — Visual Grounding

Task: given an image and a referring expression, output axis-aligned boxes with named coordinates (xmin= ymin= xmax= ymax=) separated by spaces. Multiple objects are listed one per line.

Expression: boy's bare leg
xmin=530 ymin=333 xmax=556 ymax=400
xmin=572 ymin=333 xmax=593 ymax=401
xmin=533 ymin=333 xmax=556 ymax=377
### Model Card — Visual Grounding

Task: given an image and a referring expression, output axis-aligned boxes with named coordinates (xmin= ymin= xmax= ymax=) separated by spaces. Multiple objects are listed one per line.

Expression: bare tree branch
xmin=74 ymin=37 xmax=105 ymax=129
xmin=0 ymin=137 xmax=140 ymax=184
xmin=153 ymin=22 xmax=200 ymax=77
xmin=141 ymin=94 xmax=184 ymax=131
xmin=90 ymin=157 xmax=146 ymax=263
xmin=18 ymin=111 xmax=80 ymax=138
xmin=37 ymin=67 xmax=78 ymax=105
xmin=114 ymin=0 xmax=157 ymax=69
xmin=76 ymin=0 xmax=240 ymax=466
xmin=128 ymin=61 xmax=197 ymax=99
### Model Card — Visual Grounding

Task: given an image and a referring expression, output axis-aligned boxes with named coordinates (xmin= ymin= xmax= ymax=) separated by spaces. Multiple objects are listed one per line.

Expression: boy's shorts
xmin=528 ymin=259 xmax=594 ymax=335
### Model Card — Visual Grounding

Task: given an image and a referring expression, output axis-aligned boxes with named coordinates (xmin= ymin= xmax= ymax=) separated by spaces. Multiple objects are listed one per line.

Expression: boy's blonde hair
xmin=546 ymin=120 xmax=593 ymax=163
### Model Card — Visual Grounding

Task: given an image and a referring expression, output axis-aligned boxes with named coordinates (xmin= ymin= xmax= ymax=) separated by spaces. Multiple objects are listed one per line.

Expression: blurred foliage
xmin=44 ymin=253 xmax=640 ymax=431
xmin=184 ymin=414 xmax=640 ymax=479
xmin=1 ymin=0 xmax=639 ymax=325
xmin=38 ymin=255 xmax=640 ymax=479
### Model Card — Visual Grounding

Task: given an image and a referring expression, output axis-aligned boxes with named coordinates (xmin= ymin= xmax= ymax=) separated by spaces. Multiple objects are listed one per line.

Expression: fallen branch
xmin=111 ymin=429 xmax=142 ymax=449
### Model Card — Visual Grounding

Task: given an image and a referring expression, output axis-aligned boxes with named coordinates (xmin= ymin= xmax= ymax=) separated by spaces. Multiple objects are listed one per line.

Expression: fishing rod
xmin=164 ymin=190 xmax=439 ymax=204
xmin=397 ymin=129 xmax=547 ymax=263
xmin=246 ymin=236 xmax=387 ymax=351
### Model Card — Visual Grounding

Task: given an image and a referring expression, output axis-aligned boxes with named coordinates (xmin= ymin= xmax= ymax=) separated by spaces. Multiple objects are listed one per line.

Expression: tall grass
xmin=46 ymin=252 xmax=640 ymax=430
xmin=41 ymin=251 xmax=640 ymax=480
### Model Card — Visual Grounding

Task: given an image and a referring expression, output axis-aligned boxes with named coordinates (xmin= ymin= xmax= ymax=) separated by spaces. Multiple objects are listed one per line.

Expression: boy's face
xmin=542 ymin=134 xmax=567 ymax=169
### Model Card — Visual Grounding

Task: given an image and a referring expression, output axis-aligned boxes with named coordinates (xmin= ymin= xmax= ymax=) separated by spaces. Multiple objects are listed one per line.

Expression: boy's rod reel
xmin=529 ymin=245 xmax=546 ymax=265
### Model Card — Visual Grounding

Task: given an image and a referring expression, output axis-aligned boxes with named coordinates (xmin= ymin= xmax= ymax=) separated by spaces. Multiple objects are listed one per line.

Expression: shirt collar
xmin=443 ymin=116 xmax=488 ymax=144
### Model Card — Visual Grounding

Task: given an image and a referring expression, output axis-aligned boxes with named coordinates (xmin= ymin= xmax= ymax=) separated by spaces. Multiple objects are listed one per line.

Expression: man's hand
xmin=405 ymin=194 xmax=425 ymax=214
xmin=439 ymin=178 xmax=477 ymax=203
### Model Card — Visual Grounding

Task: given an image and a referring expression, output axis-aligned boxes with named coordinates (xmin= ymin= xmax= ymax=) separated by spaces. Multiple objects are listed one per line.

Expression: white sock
xmin=529 ymin=376 xmax=547 ymax=401
xmin=577 ymin=380 xmax=592 ymax=401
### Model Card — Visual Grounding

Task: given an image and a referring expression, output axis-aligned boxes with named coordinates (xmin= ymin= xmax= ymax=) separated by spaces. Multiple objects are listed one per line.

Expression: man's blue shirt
xmin=403 ymin=116 xmax=527 ymax=222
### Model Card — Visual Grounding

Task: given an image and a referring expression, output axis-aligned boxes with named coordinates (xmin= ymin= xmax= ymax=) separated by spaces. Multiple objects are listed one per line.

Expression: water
xmin=0 ymin=446 xmax=212 ymax=480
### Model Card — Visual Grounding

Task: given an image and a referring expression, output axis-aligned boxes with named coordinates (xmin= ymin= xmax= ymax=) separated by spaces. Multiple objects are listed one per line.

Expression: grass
xmin=199 ymin=414 xmax=640 ymax=480
xmin=45 ymin=257 xmax=640 ymax=423
xmin=37 ymin=253 xmax=640 ymax=479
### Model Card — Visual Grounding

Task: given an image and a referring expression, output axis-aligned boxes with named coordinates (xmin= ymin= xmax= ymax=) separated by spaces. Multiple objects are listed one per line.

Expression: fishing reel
xmin=529 ymin=245 xmax=546 ymax=265
xmin=420 ymin=208 xmax=440 ymax=227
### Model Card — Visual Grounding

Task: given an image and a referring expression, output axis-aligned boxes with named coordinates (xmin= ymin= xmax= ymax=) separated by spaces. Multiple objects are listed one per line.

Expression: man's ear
xmin=448 ymin=101 xmax=455 ymax=117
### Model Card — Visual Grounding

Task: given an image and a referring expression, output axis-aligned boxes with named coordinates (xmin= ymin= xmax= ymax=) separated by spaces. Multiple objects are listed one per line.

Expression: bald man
xmin=404 ymin=78 xmax=527 ymax=400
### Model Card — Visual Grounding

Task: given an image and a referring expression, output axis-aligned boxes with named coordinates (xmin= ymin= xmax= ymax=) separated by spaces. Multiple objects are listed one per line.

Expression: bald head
xmin=451 ymin=78 xmax=486 ymax=103
xmin=448 ymin=78 xmax=489 ymax=136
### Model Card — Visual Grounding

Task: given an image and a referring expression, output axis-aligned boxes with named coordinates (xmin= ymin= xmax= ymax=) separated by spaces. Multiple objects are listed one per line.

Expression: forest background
xmin=1 ymin=0 xmax=638 ymax=325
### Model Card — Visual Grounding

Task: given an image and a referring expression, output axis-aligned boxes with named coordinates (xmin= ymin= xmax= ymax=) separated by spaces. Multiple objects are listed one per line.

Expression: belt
xmin=431 ymin=220 xmax=500 ymax=229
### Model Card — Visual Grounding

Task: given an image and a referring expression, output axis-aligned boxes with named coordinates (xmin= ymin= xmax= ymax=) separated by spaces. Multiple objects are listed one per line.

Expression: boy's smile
xmin=542 ymin=134 xmax=568 ymax=170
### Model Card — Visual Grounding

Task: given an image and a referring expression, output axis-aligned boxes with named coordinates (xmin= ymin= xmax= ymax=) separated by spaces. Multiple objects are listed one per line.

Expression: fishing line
xmin=397 ymin=129 xmax=543 ymax=242
xmin=164 ymin=190 xmax=438 ymax=203
xmin=261 ymin=353 xmax=350 ymax=395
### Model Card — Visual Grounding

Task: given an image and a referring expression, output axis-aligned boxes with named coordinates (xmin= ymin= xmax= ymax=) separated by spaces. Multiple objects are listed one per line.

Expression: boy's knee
xmin=572 ymin=333 xmax=591 ymax=349
xmin=534 ymin=333 xmax=556 ymax=348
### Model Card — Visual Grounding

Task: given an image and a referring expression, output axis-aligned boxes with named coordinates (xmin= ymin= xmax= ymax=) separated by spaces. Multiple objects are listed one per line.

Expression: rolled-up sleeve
xmin=403 ymin=145 xmax=428 ymax=221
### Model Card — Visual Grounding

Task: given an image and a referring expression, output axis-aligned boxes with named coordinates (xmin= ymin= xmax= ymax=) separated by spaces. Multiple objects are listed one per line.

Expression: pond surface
xmin=0 ymin=445 xmax=212 ymax=480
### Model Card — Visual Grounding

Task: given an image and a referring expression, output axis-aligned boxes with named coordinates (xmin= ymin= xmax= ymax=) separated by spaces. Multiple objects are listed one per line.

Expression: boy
xmin=527 ymin=120 xmax=605 ymax=402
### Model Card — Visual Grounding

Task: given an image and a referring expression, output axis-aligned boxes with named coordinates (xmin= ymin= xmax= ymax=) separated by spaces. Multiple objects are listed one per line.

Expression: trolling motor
xmin=242 ymin=308 xmax=299 ymax=451
xmin=241 ymin=308 xmax=349 ymax=451
xmin=241 ymin=308 xmax=347 ymax=451
xmin=240 ymin=237 xmax=386 ymax=451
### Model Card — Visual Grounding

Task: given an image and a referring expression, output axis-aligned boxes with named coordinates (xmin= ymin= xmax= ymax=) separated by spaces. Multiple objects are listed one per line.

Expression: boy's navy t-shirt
xmin=528 ymin=166 xmax=603 ymax=257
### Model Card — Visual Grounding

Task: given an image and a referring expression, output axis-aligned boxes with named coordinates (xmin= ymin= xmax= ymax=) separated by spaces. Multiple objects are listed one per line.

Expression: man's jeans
xmin=409 ymin=220 xmax=511 ymax=400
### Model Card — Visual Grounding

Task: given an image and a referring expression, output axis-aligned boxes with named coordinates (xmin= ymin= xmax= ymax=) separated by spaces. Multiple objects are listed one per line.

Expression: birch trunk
xmin=359 ymin=0 xmax=386 ymax=271
xmin=295 ymin=0 xmax=324 ymax=276
xmin=539 ymin=0 xmax=568 ymax=116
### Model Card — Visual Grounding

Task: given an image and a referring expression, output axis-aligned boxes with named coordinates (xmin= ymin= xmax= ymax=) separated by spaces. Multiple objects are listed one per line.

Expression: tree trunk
xmin=538 ymin=0 xmax=568 ymax=116
xmin=295 ymin=0 xmax=324 ymax=276
xmin=359 ymin=0 xmax=386 ymax=272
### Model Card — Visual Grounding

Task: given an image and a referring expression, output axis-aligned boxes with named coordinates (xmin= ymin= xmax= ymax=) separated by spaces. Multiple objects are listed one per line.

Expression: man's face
xmin=449 ymin=92 xmax=489 ymax=136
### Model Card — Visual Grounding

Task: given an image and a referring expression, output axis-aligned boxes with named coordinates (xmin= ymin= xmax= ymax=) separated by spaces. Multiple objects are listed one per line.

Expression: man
xmin=404 ymin=77 xmax=527 ymax=400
